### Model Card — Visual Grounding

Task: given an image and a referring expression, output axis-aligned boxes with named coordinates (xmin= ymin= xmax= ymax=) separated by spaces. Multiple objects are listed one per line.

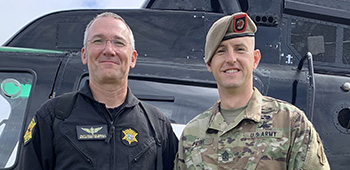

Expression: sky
xmin=0 ymin=0 xmax=145 ymax=45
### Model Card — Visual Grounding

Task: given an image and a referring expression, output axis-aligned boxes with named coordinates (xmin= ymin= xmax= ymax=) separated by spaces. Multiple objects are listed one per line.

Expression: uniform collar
xmin=207 ymin=88 xmax=263 ymax=133
xmin=78 ymin=81 xmax=140 ymax=108
xmin=243 ymin=88 xmax=263 ymax=122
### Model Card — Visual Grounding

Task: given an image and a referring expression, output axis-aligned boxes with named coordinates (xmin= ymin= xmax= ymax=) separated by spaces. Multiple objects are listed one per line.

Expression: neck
xmin=218 ymin=85 xmax=254 ymax=110
xmin=89 ymin=80 xmax=128 ymax=108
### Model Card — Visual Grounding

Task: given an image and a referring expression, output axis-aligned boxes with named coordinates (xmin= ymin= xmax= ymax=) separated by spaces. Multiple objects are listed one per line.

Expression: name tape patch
xmin=244 ymin=130 xmax=283 ymax=138
xmin=76 ymin=125 xmax=108 ymax=140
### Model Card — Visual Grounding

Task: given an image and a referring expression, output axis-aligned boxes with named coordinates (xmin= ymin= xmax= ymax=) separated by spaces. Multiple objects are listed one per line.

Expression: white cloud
xmin=0 ymin=0 xmax=145 ymax=45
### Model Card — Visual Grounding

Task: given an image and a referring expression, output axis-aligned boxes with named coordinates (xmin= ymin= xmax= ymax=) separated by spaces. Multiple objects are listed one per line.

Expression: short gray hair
xmin=83 ymin=12 xmax=135 ymax=50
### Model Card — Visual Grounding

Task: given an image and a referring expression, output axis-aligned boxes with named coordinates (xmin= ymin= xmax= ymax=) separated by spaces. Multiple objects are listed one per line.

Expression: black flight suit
xmin=20 ymin=82 xmax=178 ymax=170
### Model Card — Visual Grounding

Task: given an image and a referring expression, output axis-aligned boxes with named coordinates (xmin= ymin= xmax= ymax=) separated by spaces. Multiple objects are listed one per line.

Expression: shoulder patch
xmin=303 ymin=128 xmax=330 ymax=169
xmin=23 ymin=117 xmax=36 ymax=145
xmin=317 ymin=133 xmax=327 ymax=165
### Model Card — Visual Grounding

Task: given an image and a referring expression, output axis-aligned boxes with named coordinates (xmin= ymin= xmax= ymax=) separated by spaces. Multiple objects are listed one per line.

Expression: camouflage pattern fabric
xmin=175 ymin=88 xmax=330 ymax=170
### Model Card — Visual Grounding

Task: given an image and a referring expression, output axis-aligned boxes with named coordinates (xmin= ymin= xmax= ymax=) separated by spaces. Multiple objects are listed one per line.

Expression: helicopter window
xmin=78 ymin=76 xmax=219 ymax=125
xmin=0 ymin=72 xmax=33 ymax=168
xmin=130 ymin=79 xmax=219 ymax=124
xmin=239 ymin=0 xmax=249 ymax=12
xmin=342 ymin=28 xmax=350 ymax=65
xmin=338 ymin=108 xmax=350 ymax=130
xmin=57 ymin=23 xmax=85 ymax=49
xmin=290 ymin=19 xmax=336 ymax=63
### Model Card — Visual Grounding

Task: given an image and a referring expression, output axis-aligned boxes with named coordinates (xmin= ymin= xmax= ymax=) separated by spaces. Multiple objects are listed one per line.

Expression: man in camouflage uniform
xmin=174 ymin=12 xmax=330 ymax=170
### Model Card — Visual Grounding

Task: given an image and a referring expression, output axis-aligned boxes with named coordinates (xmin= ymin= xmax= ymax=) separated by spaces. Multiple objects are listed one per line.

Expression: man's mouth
xmin=224 ymin=69 xmax=238 ymax=73
xmin=101 ymin=60 xmax=118 ymax=64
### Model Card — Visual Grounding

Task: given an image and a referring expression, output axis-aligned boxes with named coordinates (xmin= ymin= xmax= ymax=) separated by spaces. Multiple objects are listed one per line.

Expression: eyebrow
xmin=90 ymin=34 xmax=127 ymax=41
xmin=217 ymin=44 xmax=225 ymax=48
xmin=232 ymin=42 xmax=246 ymax=47
xmin=90 ymin=34 xmax=104 ymax=39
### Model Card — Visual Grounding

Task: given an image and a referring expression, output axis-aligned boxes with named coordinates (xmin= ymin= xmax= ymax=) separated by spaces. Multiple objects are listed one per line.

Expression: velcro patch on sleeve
xmin=24 ymin=117 xmax=37 ymax=145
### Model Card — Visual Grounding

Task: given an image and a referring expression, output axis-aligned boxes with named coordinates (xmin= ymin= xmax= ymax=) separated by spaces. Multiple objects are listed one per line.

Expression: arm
xmin=302 ymin=122 xmax=330 ymax=170
xmin=20 ymin=113 xmax=55 ymax=170
xmin=288 ymin=112 xmax=330 ymax=170
xmin=162 ymin=118 xmax=179 ymax=170
xmin=174 ymin=134 xmax=187 ymax=170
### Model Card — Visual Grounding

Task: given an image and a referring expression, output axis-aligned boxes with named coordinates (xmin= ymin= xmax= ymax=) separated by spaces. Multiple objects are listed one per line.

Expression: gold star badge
xmin=122 ymin=128 xmax=138 ymax=145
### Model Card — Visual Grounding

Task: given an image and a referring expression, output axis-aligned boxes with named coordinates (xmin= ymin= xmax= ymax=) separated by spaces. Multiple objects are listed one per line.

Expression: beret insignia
xmin=233 ymin=13 xmax=247 ymax=33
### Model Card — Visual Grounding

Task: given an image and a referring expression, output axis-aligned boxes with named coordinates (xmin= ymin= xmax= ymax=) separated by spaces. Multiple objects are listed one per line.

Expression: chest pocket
xmin=128 ymin=137 xmax=157 ymax=170
xmin=184 ymin=138 xmax=215 ymax=170
xmin=184 ymin=130 xmax=286 ymax=170
xmin=239 ymin=130 xmax=287 ymax=170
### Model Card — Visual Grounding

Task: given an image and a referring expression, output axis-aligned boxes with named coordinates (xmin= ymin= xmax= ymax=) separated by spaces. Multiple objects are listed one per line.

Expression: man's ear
xmin=253 ymin=49 xmax=261 ymax=70
xmin=206 ymin=61 xmax=212 ymax=72
xmin=130 ymin=50 xmax=138 ymax=68
xmin=81 ymin=47 xmax=88 ymax=65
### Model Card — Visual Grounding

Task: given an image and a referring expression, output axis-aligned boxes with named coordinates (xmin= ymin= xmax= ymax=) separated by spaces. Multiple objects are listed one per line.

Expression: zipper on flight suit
xmin=97 ymin=104 xmax=116 ymax=170
xmin=98 ymin=104 xmax=114 ymax=143
xmin=99 ymin=103 xmax=127 ymax=169
xmin=102 ymin=104 xmax=127 ymax=143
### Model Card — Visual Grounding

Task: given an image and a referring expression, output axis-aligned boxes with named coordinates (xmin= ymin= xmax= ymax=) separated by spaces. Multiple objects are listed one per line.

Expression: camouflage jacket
xmin=175 ymin=89 xmax=330 ymax=170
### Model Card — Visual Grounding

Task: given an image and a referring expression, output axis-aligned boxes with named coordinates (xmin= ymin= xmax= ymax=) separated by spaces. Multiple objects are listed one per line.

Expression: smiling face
xmin=81 ymin=16 xmax=137 ymax=86
xmin=206 ymin=36 xmax=260 ymax=93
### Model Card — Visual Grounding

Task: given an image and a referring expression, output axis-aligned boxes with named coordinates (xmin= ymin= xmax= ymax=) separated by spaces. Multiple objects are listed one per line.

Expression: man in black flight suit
xmin=20 ymin=12 xmax=178 ymax=170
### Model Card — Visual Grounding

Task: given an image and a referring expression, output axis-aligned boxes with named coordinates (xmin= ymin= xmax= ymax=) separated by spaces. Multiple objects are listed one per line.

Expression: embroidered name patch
xmin=245 ymin=130 xmax=282 ymax=138
xmin=76 ymin=125 xmax=107 ymax=140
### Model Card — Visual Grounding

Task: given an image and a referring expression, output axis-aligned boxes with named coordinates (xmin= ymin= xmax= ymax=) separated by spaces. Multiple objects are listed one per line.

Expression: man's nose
xmin=225 ymin=49 xmax=237 ymax=63
xmin=103 ymin=40 xmax=115 ymax=54
xmin=104 ymin=40 xmax=114 ymax=48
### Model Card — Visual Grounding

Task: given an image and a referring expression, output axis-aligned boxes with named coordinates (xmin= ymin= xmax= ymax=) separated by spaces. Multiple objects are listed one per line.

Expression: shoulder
xmin=262 ymin=95 xmax=300 ymax=111
xmin=36 ymin=97 xmax=59 ymax=118
xmin=36 ymin=92 xmax=78 ymax=121
xmin=139 ymin=101 xmax=167 ymax=121
xmin=187 ymin=107 xmax=212 ymax=125
xmin=182 ymin=107 xmax=213 ymax=136
xmin=178 ymin=107 xmax=213 ymax=151
xmin=262 ymin=95 xmax=305 ymax=118
xmin=138 ymin=101 xmax=175 ymax=135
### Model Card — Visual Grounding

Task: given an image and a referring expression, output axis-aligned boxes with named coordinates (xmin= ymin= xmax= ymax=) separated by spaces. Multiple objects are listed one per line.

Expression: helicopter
xmin=0 ymin=0 xmax=349 ymax=169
